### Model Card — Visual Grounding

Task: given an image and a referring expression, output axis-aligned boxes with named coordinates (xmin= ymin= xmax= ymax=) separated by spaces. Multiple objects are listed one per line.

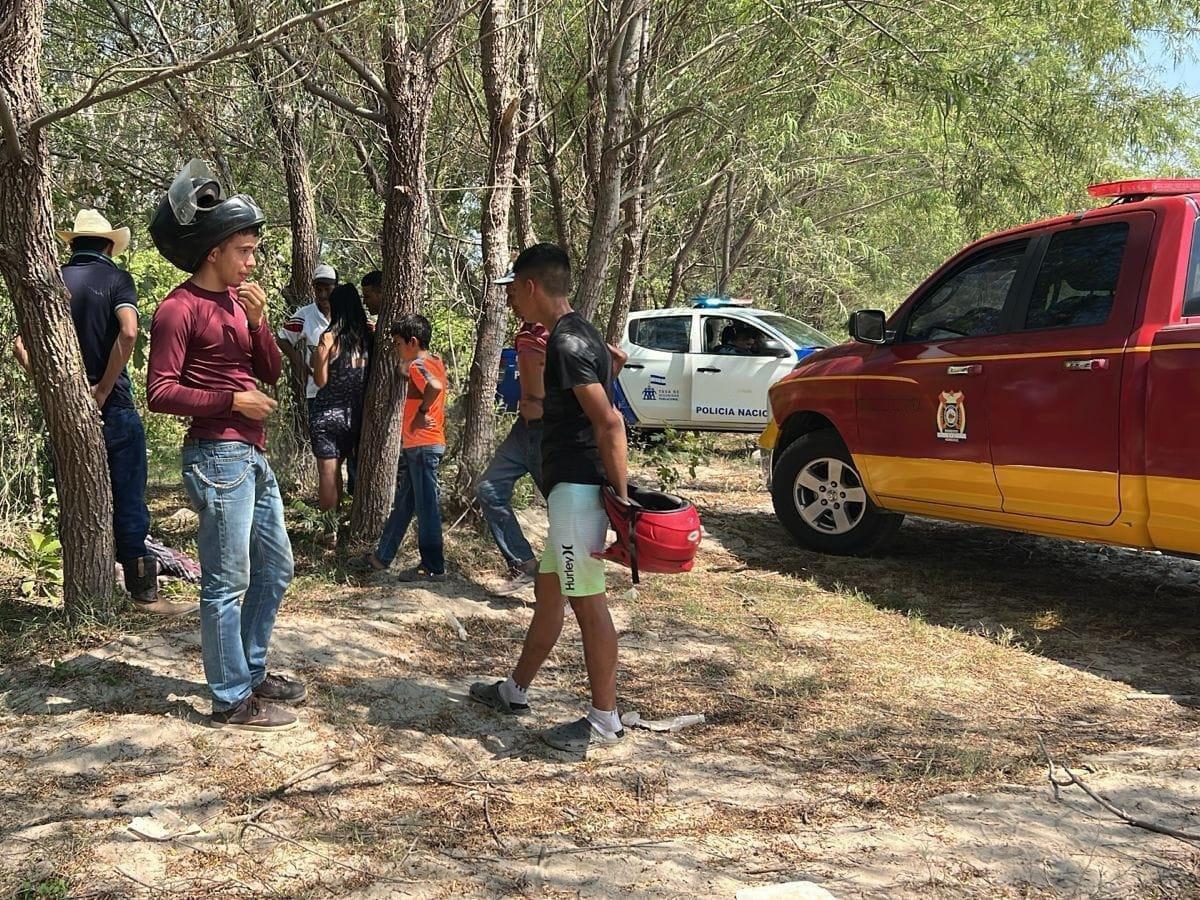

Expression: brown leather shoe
xmin=210 ymin=695 xmax=298 ymax=732
xmin=252 ymin=673 xmax=308 ymax=705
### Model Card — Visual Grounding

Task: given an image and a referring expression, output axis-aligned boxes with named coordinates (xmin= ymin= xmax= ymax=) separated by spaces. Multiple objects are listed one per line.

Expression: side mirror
xmin=760 ymin=338 xmax=792 ymax=359
xmin=848 ymin=309 xmax=887 ymax=345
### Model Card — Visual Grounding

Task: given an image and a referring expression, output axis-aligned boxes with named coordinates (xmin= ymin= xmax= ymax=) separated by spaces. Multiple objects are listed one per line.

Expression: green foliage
xmin=636 ymin=428 xmax=715 ymax=492
xmin=16 ymin=876 xmax=71 ymax=900
xmin=8 ymin=531 xmax=64 ymax=599
xmin=2 ymin=0 xmax=1199 ymax=526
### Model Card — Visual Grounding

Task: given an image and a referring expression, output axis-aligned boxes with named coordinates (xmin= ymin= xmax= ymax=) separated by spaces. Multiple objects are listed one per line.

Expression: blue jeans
xmin=102 ymin=406 xmax=150 ymax=563
xmin=376 ymin=444 xmax=445 ymax=573
xmin=475 ymin=418 xmax=543 ymax=569
xmin=181 ymin=440 xmax=294 ymax=713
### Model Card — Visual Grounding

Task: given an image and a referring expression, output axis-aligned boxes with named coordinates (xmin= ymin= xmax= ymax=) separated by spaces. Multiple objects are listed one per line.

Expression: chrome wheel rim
xmin=793 ymin=457 xmax=867 ymax=535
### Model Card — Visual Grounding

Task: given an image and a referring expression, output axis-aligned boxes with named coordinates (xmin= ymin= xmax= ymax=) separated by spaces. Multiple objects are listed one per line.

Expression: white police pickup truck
xmin=613 ymin=298 xmax=836 ymax=432
xmin=496 ymin=297 xmax=835 ymax=433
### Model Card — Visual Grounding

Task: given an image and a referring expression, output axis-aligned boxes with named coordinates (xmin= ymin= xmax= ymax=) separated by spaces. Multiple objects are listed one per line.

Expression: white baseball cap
xmin=313 ymin=263 xmax=338 ymax=284
xmin=493 ymin=270 xmax=516 ymax=285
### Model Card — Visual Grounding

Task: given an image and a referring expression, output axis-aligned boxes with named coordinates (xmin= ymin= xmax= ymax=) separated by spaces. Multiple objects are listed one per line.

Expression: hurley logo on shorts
xmin=561 ymin=544 xmax=575 ymax=592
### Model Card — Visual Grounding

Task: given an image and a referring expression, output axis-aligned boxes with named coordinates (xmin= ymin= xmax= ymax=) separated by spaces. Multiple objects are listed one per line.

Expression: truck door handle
xmin=1064 ymin=358 xmax=1109 ymax=371
xmin=623 ymin=363 xmax=644 ymax=370
xmin=697 ymin=367 xmax=722 ymax=373
xmin=946 ymin=364 xmax=983 ymax=376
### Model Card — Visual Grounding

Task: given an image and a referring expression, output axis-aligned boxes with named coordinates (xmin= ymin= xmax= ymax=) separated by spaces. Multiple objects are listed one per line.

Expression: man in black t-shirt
xmin=13 ymin=210 xmax=185 ymax=614
xmin=471 ymin=244 xmax=630 ymax=755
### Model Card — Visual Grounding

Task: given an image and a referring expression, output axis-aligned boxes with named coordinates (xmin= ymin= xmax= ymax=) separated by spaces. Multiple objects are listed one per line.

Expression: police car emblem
xmin=936 ymin=391 xmax=966 ymax=441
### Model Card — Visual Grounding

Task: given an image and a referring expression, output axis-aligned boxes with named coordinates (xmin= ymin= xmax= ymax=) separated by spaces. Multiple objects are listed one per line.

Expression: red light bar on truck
xmin=1088 ymin=179 xmax=1200 ymax=199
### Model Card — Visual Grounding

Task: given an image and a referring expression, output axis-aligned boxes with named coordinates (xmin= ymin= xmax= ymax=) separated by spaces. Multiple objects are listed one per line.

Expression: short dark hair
xmin=70 ymin=236 xmax=114 ymax=255
xmin=362 ymin=270 xmax=383 ymax=289
xmin=512 ymin=242 xmax=571 ymax=297
xmin=391 ymin=312 xmax=432 ymax=349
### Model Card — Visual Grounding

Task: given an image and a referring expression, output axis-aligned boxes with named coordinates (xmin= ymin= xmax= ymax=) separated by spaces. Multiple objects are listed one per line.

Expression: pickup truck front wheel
xmin=771 ymin=430 xmax=902 ymax=555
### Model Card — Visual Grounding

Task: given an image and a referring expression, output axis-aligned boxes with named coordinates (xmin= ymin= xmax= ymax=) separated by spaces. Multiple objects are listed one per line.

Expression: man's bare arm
xmin=516 ymin=347 xmax=546 ymax=420
xmin=12 ymin=335 xmax=30 ymax=373
xmin=92 ymin=307 xmax=138 ymax=408
xmin=607 ymin=343 xmax=627 ymax=377
xmin=574 ymin=381 xmax=627 ymax=499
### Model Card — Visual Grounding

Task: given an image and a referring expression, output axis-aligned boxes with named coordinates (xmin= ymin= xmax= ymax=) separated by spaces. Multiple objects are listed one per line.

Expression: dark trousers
xmin=102 ymin=406 xmax=150 ymax=563
xmin=375 ymin=445 xmax=445 ymax=573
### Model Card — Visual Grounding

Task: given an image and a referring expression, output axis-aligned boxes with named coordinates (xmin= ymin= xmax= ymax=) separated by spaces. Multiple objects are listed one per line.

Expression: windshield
xmin=753 ymin=313 xmax=836 ymax=348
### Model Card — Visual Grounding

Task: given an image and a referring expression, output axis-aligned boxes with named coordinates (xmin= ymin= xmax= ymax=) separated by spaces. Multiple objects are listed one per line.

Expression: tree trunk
xmin=717 ymin=171 xmax=736 ymax=295
xmin=349 ymin=7 xmax=460 ymax=540
xmin=455 ymin=0 xmax=521 ymax=504
xmin=512 ymin=0 xmax=539 ymax=249
xmin=574 ymin=0 xmax=642 ymax=321
xmin=232 ymin=0 xmax=318 ymax=454
xmin=539 ymin=119 xmax=570 ymax=250
xmin=665 ymin=169 xmax=725 ymax=308
xmin=606 ymin=9 xmax=651 ymax=345
xmin=0 ymin=0 xmax=115 ymax=616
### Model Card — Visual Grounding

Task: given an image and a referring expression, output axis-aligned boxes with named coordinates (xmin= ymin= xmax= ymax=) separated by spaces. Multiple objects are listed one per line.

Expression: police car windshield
xmin=753 ymin=313 xmax=835 ymax=348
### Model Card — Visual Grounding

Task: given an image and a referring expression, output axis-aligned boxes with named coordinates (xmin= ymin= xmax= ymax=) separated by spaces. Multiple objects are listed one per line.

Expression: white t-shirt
xmin=277 ymin=303 xmax=330 ymax=399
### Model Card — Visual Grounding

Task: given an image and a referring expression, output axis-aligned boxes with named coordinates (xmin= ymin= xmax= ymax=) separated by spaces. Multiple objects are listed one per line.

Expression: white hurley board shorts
xmin=538 ymin=482 xmax=609 ymax=597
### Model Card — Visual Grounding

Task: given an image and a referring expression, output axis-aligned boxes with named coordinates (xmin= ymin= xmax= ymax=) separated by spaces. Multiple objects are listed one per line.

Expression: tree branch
xmin=348 ymin=131 xmax=385 ymax=197
xmin=31 ymin=0 xmax=367 ymax=131
xmin=296 ymin=0 xmax=393 ymax=106
xmin=0 ymin=88 xmax=23 ymax=161
xmin=1040 ymin=734 xmax=1200 ymax=846
xmin=274 ymin=44 xmax=386 ymax=121
xmin=607 ymin=104 xmax=696 ymax=156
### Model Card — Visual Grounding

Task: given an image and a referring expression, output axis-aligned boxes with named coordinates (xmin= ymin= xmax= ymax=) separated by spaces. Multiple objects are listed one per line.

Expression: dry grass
xmin=4 ymin=441 xmax=1200 ymax=896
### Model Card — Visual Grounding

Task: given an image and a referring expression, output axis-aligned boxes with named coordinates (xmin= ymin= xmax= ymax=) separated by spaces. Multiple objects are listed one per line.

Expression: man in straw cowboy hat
xmin=13 ymin=208 xmax=191 ymax=615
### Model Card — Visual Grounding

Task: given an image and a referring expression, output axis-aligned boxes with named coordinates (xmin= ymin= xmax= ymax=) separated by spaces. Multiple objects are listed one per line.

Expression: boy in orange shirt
xmin=368 ymin=313 xmax=448 ymax=582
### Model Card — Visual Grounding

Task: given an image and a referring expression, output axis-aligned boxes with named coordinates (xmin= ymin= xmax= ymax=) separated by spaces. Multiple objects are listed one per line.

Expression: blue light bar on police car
xmin=692 ymin=296 xmax=753 ymax=308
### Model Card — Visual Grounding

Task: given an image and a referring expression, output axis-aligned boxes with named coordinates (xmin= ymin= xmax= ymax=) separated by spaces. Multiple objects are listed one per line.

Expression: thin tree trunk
xmin=512 ymin=0 xmax=539 ymax=249
xmin=665 ymin=168 xmax=725 ymax=308
xmin=232 ymin=0 xmax=318 ymax=454
xmin=574 ymin=0 xmax=643 ymax=321
xmin=350 ymin=5 xmax=461 ymax=541
xmin=606 ymin=9 xmax=651 ymax=344
xmin=455 ymin=0 xmax=521 ymax=504
xmin=716 ymin=171 xmax=736 ymax=295
xmin=539 ymin=118 xmax=570 ymax=249
xmin=0 ymin=0 xmax=115 ymax=615
xmin=106 ymin=0 xmax=235 ymax=189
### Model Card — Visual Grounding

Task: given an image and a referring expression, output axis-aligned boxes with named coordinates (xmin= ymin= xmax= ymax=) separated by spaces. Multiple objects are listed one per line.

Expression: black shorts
xmin=309 ymin=406 xmax=360 ymax=460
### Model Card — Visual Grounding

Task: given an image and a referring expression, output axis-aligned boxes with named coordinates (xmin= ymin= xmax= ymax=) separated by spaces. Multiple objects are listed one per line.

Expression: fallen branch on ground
xmin=266 ymin=755 xmax=353 ymax=797
xmin=483 ymin=793 xmax=505 ymax=850
xmin=1038 ymin=733 xmax=1200 ymax=845
xmin=244 ymin=820 xmax=415 ymax=883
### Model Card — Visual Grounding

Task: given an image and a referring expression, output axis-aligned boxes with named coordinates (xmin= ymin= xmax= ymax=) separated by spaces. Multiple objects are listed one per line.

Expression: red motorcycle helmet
xmin=592 ymin=484 xmax=702 ymax=583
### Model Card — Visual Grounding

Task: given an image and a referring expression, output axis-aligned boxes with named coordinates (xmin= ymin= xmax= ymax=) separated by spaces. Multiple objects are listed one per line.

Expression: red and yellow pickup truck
xmin=761 ymin=179 xmax=1200 ymax=556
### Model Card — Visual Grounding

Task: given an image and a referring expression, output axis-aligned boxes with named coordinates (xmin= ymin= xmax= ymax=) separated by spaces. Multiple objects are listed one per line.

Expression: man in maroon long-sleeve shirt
xmin=148 ymin=183 xmax=305 ymax=732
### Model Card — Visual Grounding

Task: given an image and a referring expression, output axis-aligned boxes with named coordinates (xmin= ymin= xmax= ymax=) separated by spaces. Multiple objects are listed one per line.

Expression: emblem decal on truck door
xmin=936 ymin=391 xmax=967 ymax=441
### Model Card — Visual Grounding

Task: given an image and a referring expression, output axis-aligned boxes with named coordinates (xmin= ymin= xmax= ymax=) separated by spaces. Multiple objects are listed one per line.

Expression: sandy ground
xmin=3 ymin=453 xmax=1200 ymax=898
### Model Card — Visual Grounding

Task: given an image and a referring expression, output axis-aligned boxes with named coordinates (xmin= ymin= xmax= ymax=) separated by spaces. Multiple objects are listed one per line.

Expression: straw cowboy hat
xmin=56 ymin=209 xmax=131 ymax=256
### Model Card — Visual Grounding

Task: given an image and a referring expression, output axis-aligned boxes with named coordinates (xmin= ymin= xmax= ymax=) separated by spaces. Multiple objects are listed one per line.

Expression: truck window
xmin=701 ymin=316 xmax=770 ymax=355
xmin=904 ymin=240 xmax=1028 ymax=342
xmin=1025 ymin=222 xmax=1129 ymax=330
xmin=629 ymin=315 xmax=691 ymax=353
xmin=1183 ymin=218 xmax=1200 ymax=318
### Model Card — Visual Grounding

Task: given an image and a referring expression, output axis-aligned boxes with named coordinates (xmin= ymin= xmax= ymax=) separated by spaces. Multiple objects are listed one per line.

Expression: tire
xmin=771 ymin=429 xmax=902 ymax=556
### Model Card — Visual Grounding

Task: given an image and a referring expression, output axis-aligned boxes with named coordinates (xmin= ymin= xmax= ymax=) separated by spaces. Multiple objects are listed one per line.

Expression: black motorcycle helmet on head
xmin=149 ymin=159 xmax=265 ymax=273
